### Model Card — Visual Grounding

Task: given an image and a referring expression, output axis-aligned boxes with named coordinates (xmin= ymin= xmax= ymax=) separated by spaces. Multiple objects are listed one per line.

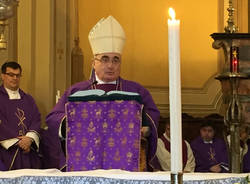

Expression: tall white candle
xmin=168 ymin=7 xmax=183 ymax=173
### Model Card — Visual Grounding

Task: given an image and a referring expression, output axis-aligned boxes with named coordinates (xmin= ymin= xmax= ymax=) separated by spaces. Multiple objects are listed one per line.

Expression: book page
xmin=106 ymin=90 xmax=139 ymax=96
xmin=0 ymin=138 xmax=19 ymax=150
xmin=70 ymin=89 xmax=105 ymax=97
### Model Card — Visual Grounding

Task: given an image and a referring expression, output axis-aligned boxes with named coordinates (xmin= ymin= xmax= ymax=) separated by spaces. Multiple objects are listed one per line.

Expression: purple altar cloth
xmin=66 ymin=100 xmax=143 ymax=172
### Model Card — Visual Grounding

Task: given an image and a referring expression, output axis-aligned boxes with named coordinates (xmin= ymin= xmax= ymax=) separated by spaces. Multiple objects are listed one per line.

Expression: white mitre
xmin=88 ymin=15 xmax=126 ymax=55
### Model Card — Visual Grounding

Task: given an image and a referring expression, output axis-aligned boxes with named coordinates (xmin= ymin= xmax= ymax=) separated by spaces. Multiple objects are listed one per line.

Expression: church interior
xmin=0 ymin=0 xmax=250 ymax=179
xmin=2 ymin=0 xmax=246 ymax=125
xmin=2 ymin=0 xmax=248 ymax=134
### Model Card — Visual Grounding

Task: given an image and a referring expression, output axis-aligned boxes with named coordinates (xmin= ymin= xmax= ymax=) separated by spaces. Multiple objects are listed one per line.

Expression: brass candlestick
xmin=171 ymin=173 xmax=183 ymax=184
xmin=224 ymin=0 xmax=238 ymax=33
xmin=216 ymin=72 xmax=247 ymax=173
xmin=226 ymin=76 xmax=241 ymax=173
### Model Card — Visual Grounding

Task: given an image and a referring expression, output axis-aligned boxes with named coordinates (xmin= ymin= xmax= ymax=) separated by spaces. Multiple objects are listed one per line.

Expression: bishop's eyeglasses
xmin=94 ymin=55 xmax=121 ymax=65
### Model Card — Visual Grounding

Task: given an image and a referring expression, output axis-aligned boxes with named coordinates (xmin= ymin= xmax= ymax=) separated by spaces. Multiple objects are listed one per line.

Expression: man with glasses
xmin=0 ymin=61 xmax=41 ymax=170
xmin=45 ymin=16 xmax=160 ymax=171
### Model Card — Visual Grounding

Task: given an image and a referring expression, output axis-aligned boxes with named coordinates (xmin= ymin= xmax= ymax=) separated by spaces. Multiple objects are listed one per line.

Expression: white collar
xmin=95 ymin=73 xmax=116 ymax=84
xmin=203 ymin=140 xmax=213 ymax=144
xmin=4 ymin=87 xmax=21 ymax=100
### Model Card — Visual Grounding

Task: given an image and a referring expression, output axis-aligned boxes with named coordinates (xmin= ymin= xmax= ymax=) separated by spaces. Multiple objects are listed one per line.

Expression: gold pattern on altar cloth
xmin=135 ymin=111 xmax=141 ymax=121
xmin=102 ymin=122 xmax=108 ymax=133
xmin=94 ymin=137 xmax=101 ymax=147
xmin=108 ymin=137 xmax=115 ymax=147
xmin=81 ymin=137 xmax=88 ymax=148
xmin=75 ymin=151 xmax=81 ymax=162
xmin=208 ymin=147 xmax=217 ymax=162
xmin=81 ymin=108 xmax=88 ymax=119
xmin=126 ymin=151 xmax=133 ymax=163
xmin=121 ymin=136 xmax=127 ymax=145
xmin=15 ymin=108 xmax=27 ymax=135
xmin=122 ymin=109 xmax=129 ymax=115
xmin=69 ymin=166 xmax=74 ymax=171
xmin=101 ymin=101 xmax=108 ymax=105
xmin=129 ymin=101 xmax=135 ymax=105
xmin=76 ymin=122 xmax=82 ymax=132
xmin=114 ymin=149 xmax=121 ymax=161
xmin=122 ymin=109 xmax=129 ymax=119
xmin=128 ymin=122 xmax=135 ymax=134
xmin=103 ymin=151 xmax=107 ymax=162
xmin=95 ymin=108 xmax=102 ymax=119
xmin=114 ymin=122 xmax=122 ymax=133
xmin=133 ymin=139 xmax=140 ymax=149
xmin=115 ymin=100 xmax=124 ymax=104
xmin=69 ymin=108 xmax=76 ymax=117
xmin=67 ymin=126 xmax=71 ymax=134
xmin=87 ymin=149 xmax=95 ymax=162
xmin=88 ymin=101 xmax=96 ymax=104
xmin=81 ymin=166 xmax=87 ymax=171
xmin=108 ymin=109 xmax=116 ymax=119
xmin=87 ymin=121 xmax=96 ymax=133
xmin=70 ymin=136 xmax=76 ymax=147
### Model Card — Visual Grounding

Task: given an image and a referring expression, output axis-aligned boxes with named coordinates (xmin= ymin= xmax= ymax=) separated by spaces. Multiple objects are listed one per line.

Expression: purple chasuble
xmin=45 ymin=77 xmax=160 ymax=170
xmin=191 ymin=136 xmax=228 ymax=172
xmin=0 ymin=86 xmax=41 ymax=170
xmin=160 ymin=135 xmax=188 ymax=169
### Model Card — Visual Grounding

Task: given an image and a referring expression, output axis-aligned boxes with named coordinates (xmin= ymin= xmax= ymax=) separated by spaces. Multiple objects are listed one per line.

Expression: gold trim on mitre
xmin=88 ymin=15 xmax=126 ymax=55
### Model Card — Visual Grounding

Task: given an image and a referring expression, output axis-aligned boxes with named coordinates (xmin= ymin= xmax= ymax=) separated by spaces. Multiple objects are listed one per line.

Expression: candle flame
xmin=168 ymin=7 xmax=176 ymax=20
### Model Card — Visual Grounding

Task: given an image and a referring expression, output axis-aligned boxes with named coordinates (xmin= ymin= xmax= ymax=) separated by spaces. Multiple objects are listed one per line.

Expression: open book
xmin=0 ymin=138 xmax=19 ymax=150
xmin=68 ymin=89 xmax=142 ymax=102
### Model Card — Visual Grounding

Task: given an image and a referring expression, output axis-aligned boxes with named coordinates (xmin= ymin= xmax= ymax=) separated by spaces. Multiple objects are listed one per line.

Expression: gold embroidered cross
xmin=208 ymin=147 xmax=217 ymax=162
xmin=15 ymin=108 xmax=27 ymax=135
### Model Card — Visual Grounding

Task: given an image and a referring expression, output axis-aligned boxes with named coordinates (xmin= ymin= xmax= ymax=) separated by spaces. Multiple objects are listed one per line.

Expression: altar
xmin=0 ymin=169 xmax=248 ymax=184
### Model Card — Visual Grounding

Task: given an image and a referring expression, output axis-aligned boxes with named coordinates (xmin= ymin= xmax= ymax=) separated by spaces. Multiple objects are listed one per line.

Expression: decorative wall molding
xmin=146 ymin=75 xmax=223 ymax=117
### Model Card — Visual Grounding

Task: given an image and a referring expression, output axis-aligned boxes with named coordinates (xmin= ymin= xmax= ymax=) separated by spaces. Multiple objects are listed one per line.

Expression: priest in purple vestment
xmin=45 ymin=15 xmax=160 ymax=171
xmin=191 ymin=121 xmax=229 ymax=173
xmin=0 ymin=61 xmax=41 ymax=170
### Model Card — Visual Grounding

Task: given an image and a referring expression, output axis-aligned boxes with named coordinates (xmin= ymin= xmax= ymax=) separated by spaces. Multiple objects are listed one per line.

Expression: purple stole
xmin=95 ymin=84 xmax=118 ymax=92
xmin=160 ymin=135 xmax=188 ymax=169
xmin=66 ymin=83 xmax=143 ymax=171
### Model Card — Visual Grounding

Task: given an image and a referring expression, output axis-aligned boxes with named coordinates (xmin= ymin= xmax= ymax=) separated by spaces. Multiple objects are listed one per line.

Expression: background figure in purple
xmin=243 ymin=139 xmax=250 ymax=172
xmin=44 ymin=15 xmax=160 ymax=171
xmin=0 ymin=61 xmax=41 ymax=170
xmin=191 ymin=121 xmax=229 ymax=173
